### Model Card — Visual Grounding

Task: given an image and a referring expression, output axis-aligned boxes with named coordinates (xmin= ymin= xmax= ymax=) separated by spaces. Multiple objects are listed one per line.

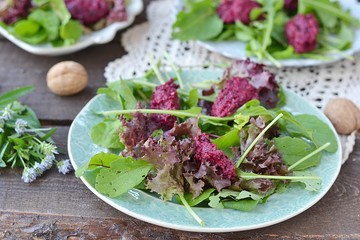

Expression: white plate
xmin=0 ymin=0 xmax=143 ymax=56
xmin=197 ymin=0 xmax=360 ymax=67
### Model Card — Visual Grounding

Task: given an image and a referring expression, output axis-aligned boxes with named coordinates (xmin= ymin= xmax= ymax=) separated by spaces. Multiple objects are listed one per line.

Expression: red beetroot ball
xmin=211 ymin=76 xmax=258 ymax=117
xmin=194 ymin=133 xmax=236 ymax=180
xmin=150 ymin=79 xmax=180 ymax=130
xmin=0 ymin=0 xmax=32 ymax=24
xmin=284 ymin=0 xmax=298 ymax=12
xmin=217 ymin=0 xmax=261 ymax=25
xmin=285 ymin=14 xmax=320 ymax=53
xmin=65 ymin=0 xmax=110 ymax=25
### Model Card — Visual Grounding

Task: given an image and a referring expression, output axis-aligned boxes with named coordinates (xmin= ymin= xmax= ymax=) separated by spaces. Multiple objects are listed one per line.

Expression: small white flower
xmin=1 ymin=107 xmax=13 ymax=121
xmin=21 ymin=167 xmax=37 ymax=183
xmin=41 ymin=154 xmax=55 ymax=170
xmin=0 ymin=127 xmax=3 ymax=133
xmin=0 ymin=117 xmax=4 ymax=125
xmin=33 ymin=162 xmax=44 ymax=176
xmin=57 ymin=159 xmax=73 ymax=175
xmin=40 ymin=142 xmax=59 ymax=156
xmin=15 ymin=118 xmax=28 ymax=135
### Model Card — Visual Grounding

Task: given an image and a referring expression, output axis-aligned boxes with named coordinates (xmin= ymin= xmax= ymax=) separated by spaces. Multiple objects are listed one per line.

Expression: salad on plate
xmin=75 ymin=59 xmax=339 ymax=227
xmin=0 ymin=0 xmax=143 ymax=55
xmin=172 ymin=0 xmax=360 ymax=67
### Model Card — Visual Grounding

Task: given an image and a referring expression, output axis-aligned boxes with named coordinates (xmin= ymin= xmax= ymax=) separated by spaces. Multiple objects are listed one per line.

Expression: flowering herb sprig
xmin=0 ymin=86 xmax=72 ymax=183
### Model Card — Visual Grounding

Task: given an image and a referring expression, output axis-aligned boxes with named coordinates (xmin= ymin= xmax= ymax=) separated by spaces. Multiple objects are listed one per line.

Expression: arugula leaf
xmin=107 ymin=81 xmax=137 ymax=110
xmin=291 ymin=171 xmax=322 ymax=191
xmin=208 ymin=189 xmax=262 ymax=211
xmin=95 ymin=157 xmax=153 ymax=197
xmin=223 ymin=199 xmax=259 ymax=211
xmin=181 ymin=188 xmax=216 ymax=207
xmin=287 ymin=114 xmax=337 ymax=153
xmin=274 ymin=136 xmax=321 ymax=170
xmin=212 ymin=128 xmax=239 ymax=150
xmin=172 ymin=0 xmax=223 ymax=40
xmin=91 ymin=118 xmax=124 ymax=149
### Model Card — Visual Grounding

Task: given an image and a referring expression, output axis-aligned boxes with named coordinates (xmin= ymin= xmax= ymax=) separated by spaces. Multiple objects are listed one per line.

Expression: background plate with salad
xmin=173 ymin=0 xmax=360 ymax=67
xmin=0 ymin=0 xmax=143 ymax=56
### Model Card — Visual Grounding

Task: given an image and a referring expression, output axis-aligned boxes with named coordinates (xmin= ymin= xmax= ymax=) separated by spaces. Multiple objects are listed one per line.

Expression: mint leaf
xmin=95 ymin=157 xmax=153 ymax=197
xmin=91 ymin=118 xmax=124 ymax=149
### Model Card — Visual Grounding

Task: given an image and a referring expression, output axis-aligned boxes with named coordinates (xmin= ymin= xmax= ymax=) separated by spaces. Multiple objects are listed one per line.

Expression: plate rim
xmin=0 ymin=0 xmax=143 ymax=56
xmin=68 ymin=72 xmax=342 ymax=232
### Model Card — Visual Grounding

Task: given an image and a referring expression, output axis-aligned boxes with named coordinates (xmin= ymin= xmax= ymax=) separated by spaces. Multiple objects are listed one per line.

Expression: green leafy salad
xmin=172 ymin=0 xmax=360 ymax=67
xmin=77 ymin=59 xmax=338 ymax=226
xmin=0 ymin=0 xmax=128 ymax=47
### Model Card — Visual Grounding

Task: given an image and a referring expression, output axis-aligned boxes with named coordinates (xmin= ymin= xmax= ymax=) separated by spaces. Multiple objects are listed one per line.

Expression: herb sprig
xmin=0 ymin=86 xmax=72 ymax=182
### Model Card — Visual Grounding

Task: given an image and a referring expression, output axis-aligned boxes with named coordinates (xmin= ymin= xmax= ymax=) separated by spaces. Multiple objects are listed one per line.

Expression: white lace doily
xmin=105 ymin=0 xmax=360 ymax=164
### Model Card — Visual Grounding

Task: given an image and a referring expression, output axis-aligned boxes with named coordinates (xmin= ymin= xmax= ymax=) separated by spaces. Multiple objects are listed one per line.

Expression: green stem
xmin=301 ymin=0 xmax=356 ymax=23
xmin=148 ymin=54 xmax=165 ymax=84
xmin=288 ymin=142 xmax=330 ymax=171
xmin=239 ymin=173 xmax=321 ymax=181
xmin=178 ymin=194 xmax=205 ymax=226
xmin=235 ymin=113 xmax=283 ymax=168
xmin=18 ymin=153 xmax=27 ymax=168
xmin=164 ymin=51 xmax=184 ymax=89
xmin=101 ymin=109 xmax=234 ymax=121
xmin=132 ymin=79 xmax=215 ymax=102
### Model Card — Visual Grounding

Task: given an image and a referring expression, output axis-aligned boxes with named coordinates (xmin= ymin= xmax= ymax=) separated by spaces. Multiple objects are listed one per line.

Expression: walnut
xmin=47 ymin=61 xmax=88 ymax=96
xmin=324 ymin=98 xmax=360 ymax=135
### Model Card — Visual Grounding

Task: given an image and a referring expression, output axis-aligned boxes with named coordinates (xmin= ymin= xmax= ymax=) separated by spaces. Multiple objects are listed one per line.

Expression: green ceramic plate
xmin=68 ymin=69 xmax=342 ymax=232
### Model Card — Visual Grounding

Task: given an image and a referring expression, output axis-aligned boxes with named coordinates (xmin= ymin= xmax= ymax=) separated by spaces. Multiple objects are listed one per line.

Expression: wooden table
xmin=1 ymin=3 xmax=360 ymax=240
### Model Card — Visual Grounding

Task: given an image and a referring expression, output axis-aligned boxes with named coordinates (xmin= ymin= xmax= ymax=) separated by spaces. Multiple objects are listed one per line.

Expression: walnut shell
xmin=324 ymin=98 xmax=360 ymax=135
xmin=47 ymin=61 xmax=88 ymax=96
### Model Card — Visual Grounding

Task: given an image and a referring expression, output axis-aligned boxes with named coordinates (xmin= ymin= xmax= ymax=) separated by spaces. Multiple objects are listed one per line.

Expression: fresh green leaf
xmin=108 ymin=80 xmax=137 ymax=110
xmin=223 ymin=199 xmax=259 ymax=211
xmin=182 ymin=188 xmax=216 ymax=207
xmin=290 ymin=114 xmax=337 ymax=153
xmin=60 ymin=19 xmax=82 ymax=44
xmin=95 ymin=157 xmax=153 ymax=197
xmin=212 ymin=128 xmax=239 ymax=150
xmin=0 ymin=86 xmax=33 ymax=107
xmin=91 ymin=119 xmax=124 ymax=149
xmin=291 ymin=171 xmax=322 ymax=191
xmin=29 ymin=9 xmax=60 ymax=41
xmin=274 ymin=136 xmax=321 ymax=170
xmin=172 ymin=0 xmax=223 ymax=40
xmin=13 ymin=20 xmax=40 ymax=36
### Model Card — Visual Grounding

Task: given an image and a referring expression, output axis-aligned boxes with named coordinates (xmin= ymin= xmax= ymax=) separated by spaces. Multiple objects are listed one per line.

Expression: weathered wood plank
xmin=0 ymin=127 xmax=359 ymax=238
xmin=1 ymin=211 xmax=360 ymax=240
xmin=0 ymin=9 xmax=147 ymax=122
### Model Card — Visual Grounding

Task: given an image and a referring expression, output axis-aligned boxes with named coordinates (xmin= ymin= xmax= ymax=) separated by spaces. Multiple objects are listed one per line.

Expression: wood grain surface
xmin=0 ymin=1 xmax=360 ymax=239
